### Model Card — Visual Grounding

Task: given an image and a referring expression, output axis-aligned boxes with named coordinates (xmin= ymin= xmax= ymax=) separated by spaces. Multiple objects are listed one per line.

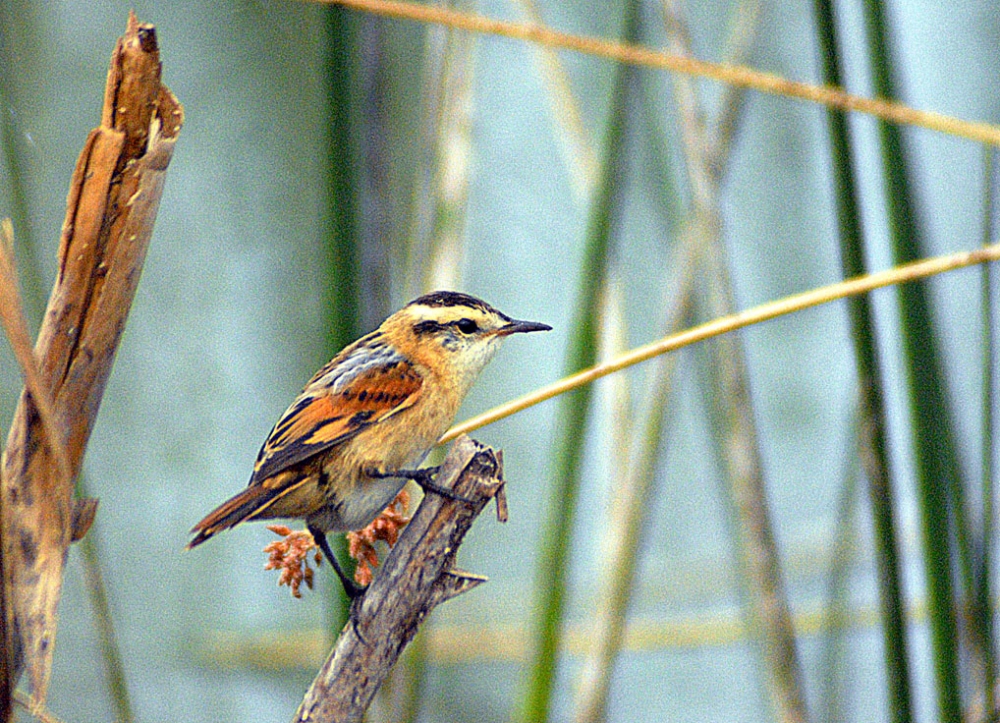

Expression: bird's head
xmin=382 ymin=290 xmax=551 ymax=393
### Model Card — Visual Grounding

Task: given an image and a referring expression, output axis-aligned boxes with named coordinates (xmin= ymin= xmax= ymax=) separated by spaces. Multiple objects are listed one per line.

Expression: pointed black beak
xmin=499 ymin=318 xmax=552 ymax=336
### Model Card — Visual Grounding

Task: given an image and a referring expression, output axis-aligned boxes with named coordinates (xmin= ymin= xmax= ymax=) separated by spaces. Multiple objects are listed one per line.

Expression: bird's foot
xmin=366 ymin=465 xmax=474 ymax=504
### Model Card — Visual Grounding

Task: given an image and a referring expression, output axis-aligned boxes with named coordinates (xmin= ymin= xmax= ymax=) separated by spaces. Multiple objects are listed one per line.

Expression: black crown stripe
xmin=408 ymin=290 xmax=499 ymax=316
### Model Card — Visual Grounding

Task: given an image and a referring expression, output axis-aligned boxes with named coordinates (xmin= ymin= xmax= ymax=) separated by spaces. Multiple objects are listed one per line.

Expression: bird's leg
xmin=307 ymin=524 xmax=367 ymax=600
xmin=307 ymin=526 xmax=372 ymax=643
xmin=366 ymin=466 xmax=474 ymax=503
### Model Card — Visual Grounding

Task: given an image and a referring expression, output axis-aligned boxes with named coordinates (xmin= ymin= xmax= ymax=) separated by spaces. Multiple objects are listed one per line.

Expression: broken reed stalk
xmin=0 ymin=12 xmax=182 ymax=713
xmin=293 ymin=435 xmax=507 ymax=723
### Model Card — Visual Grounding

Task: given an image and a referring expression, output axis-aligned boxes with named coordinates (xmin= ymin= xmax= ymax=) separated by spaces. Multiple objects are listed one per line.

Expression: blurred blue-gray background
xmin=1 ymin=1 xmax=999 ymax=721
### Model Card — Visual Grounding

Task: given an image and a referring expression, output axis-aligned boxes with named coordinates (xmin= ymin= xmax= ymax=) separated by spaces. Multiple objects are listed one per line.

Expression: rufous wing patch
xmin=250 ymin=357 xmax=423 ymax=483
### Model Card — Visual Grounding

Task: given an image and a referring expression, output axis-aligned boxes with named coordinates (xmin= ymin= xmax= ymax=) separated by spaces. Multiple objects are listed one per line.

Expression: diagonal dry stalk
xmin=509 ymin=0 xmax=598 ymax=200
xmin=657 ymin=2 xmax=810 ymax=720
xmin=319 ymin=0 xmax=1000 ymax=146
xmin=0 ymin=221 xmax=72 ymax=501
xmin=0 ymin=218 xmax=100 ymax=719
xmin=571 ymin=9 xmax=762 ymax=713
xmin=0 ymin=12 xmax=182 ymax=712
xmin=573 ymin=257 xmax=698 ymax=723
xmin=442 ymin=243 xmax=1000 ymax=443
xmin=11 ymin=690 xmax=62 ymax=723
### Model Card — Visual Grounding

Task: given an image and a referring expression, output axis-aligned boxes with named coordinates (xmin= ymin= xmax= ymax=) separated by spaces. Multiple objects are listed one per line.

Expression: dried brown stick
xmin=0 ymin=219 xmax=79 ymax=723
xmin=0 ymin=221 xmax=72 ymax=500
xmin=293 ymin=435 xmax=506 ymax=723
xmin=0 ymin=12 xmax=182 ymax=712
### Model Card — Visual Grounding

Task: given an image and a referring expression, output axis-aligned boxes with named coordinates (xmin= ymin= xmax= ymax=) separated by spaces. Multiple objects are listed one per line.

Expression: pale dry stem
xmin=321 ymin=0 xmax=1000 ymax=146
xmin=442 ymin=243 xmax=1000 ymax=443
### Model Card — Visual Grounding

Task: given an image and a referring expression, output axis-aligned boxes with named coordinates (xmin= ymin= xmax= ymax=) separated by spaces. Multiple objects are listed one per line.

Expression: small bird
xmin=188 ymin=291 xmax=550 ymax=597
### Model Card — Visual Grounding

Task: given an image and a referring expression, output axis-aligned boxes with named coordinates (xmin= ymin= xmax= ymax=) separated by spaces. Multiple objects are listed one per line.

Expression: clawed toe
xmin=406 ymin=466 xmax=473 ymax=503
xmin=366 ymin=465 xmax=473 ymax=503
xmin=343 ymin=578 xmax=368 ymax=600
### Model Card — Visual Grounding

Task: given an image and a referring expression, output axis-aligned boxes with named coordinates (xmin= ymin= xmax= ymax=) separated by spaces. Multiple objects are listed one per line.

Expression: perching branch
xmin=0 ymin=12 xmax=182 ymax=713
xmin=293 ymin=435 xmax=507 ymax=723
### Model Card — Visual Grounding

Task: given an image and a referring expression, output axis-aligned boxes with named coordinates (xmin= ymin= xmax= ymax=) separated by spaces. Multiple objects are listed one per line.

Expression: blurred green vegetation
xmin=1 ymin=1 xmax=999 ymax=722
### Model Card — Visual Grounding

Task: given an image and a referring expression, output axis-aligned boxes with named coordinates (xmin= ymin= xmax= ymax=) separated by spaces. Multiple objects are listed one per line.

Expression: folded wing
xmin=188 ymin=346 xmax=423 ymax=546
xmin=252 ymin=348 xmax=423 ymax=482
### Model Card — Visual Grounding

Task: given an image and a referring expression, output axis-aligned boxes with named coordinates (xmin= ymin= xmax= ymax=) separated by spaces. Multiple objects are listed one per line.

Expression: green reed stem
xmin=811 ymin=1 xmax=913 ymax=720
xmin=322 ymin=4 xmax=362 ymax=633
xmin=861 ymin=2 xmax=962 ymax=720
xmin=520 ymin=3 xmax=640 ymax=721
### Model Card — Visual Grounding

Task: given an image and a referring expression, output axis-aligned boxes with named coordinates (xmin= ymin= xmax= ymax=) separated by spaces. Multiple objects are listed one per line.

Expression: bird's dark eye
xmin=456 ymin=318 xmax=478 ymax=334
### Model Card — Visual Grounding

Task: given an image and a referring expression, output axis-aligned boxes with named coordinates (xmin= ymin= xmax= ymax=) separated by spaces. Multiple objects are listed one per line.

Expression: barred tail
xmin=187 ymin=484 xmax=276 ymax=549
